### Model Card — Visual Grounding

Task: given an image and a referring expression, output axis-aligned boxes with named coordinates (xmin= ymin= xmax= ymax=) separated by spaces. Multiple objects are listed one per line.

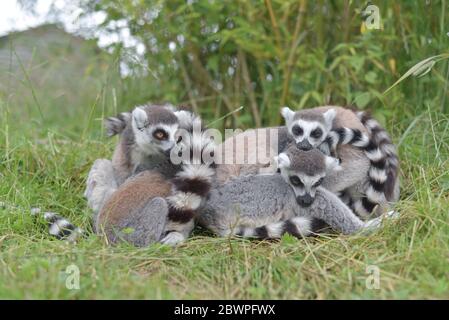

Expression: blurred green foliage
xmin=4 ymin=0 xmax=449 ymax=135
xmin=74 ymin=0 xmax=449 ymax=130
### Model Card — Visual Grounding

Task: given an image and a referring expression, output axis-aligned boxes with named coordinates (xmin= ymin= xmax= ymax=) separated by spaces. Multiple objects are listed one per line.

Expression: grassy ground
xmin=1 ymin=87 xmax=448 ymax=299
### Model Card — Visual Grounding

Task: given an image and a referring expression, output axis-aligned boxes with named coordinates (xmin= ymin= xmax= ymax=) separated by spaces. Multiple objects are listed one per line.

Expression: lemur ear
xmin=274 ymin=153 xmax=291 ymax=169
xmin=323 ymin=109 xmax=336 ymax=128
xmin=132 ymin=107 xmax=148 ymax=128
xmin=325 ymin=156 xmax=342 ymax=172
xmin=281 ymin=107 xmax=295 ymax=124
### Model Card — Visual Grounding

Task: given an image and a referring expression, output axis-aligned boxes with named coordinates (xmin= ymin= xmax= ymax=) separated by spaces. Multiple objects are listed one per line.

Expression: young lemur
xmin=281 ymin=106 xmax=399 ymax=218
xmin=95 ymin=115 xmax=216 ymax=247
xmin=198 ymin=146 xmax=387 ymax=239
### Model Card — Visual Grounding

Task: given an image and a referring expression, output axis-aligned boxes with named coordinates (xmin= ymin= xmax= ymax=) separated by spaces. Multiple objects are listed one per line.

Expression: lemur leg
xmin=84 ymin=159 xmax=118 ymax=220
xmin=105 ymin=197 xmax=169 ymax=247
xmin=309 ymin=187 xmax=365 ymax=234
xmin=160 ymin=220 xmax=195 ymax=246
xmin=311 ymin=187 xmax=396 ymax=235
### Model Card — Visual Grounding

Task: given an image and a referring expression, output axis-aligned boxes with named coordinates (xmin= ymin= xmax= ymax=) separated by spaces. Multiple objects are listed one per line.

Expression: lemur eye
xmin=313 ymin=177 xmax=324 ymax=187
xmin=292 ymin=125 xmax=303 ymax=136
xmin=153 ymin=129 xmax=168 ymax=140
xmin=311 ymin=128 xmax=323 ymax=139
xmin=289 ymin=176 xmax=303 ymax=187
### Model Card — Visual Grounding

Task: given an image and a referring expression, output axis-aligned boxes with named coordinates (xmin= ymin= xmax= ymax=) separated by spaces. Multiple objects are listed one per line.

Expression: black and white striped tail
xmin=233 ymin=217 xmax=328 ymax=240
xmin=323 ymin=126 xmax=387 ymax=216
xmin=104 ymin=112 xmax=131 ymax=137
xmin=323 ymin=127 xmax=371 ymax=153
xmin=31 ymin=208 xmax=83 ymax=243
xmin=322 ymin=121 xmax=398 ymax=218
xmin=160 ymin=116 xmax=216 ymax=245
xmin=104 ymin=108 xmax=197 ymax=138
xmin=352 ymin=110 xmax=399 ymax=217
xmin=328 ymin=110 xmax=398 ymax=218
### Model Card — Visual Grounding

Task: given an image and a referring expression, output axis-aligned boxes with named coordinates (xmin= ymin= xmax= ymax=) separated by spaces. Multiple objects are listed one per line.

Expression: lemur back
xmin=199 ymin=147 xmax=384 ymax=239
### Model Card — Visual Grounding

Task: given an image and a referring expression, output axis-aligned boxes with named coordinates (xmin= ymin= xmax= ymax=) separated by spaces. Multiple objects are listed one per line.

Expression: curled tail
xmin=354 ymin=110 xmax=399 ymax=217
xmin=324 ymin=109 xmax=399 ymax=217
xmin=233 ymin=217 xmax=328 ymax=239
xmin=322 ymin=117 xmax=399 ymax=217
xmin=1 ymin=202 xmax=82 ymax=242
xmin=324 ymin=127 xmax=371 ymax=152
xmin=160 ymin=116 xmax=216 ymax=245
xmin=355 ymin=110 xmax=399 ymax=198
xmin=31 ymin=208 xmax=83 ymax=243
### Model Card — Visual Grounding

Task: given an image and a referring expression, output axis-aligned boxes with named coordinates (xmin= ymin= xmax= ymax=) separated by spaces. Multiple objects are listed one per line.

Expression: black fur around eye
xmin=313 ymin=177 xmax=324 ymax=187
xmin=311 ymin=128 xmax=323 ymax=139
xmin=153 ymin=129 xmax=168 ymax=140
xmin=292 ymin=125 xmax=303 ymax=136
xmin=289 ymin=176 xmax=303 ymax=187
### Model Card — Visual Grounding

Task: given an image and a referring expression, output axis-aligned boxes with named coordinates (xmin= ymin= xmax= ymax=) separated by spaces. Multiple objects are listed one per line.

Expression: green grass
xmin=1 ymin=88 xmax=448 ymax=299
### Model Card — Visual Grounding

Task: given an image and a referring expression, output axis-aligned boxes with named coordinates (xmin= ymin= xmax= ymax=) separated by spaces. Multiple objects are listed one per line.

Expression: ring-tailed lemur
xmin=28 ymin=104 xmax=196 ymax=243
xmin=281 ymin=106 xmax=399 ymax=218
xmin=353 ymin=109 xmax=400 ymax=216
xmin=280 ymin=107 xmax=369 ymax=155
xmin=105 ymin=103 xmax=197 ymax=184
xmin=198 ymin=146 xmax=389 ymax=239
xmin=85 ymin=104 xmax=196 ymax=216
xmin=96 ymin=116 xmax=216 ymax=247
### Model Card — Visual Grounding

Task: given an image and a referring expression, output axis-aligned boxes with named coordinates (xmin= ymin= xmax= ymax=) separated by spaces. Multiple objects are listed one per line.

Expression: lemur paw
xmin=160 ymin=232 xmax=186 ymax=246
xmin=384 ymin=210 xmax=400 ymax=220
xmin=362 ymin=210 xmax=400 ymax=234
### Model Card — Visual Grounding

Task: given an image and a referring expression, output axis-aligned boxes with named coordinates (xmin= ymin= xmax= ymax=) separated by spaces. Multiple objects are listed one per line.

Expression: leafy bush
xmin=74 ymin=0 xmax=449 ymax=131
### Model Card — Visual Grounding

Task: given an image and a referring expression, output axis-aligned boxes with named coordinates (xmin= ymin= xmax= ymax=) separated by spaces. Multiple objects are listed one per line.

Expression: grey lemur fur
xmin=198 ymin=146 xmax=386 ymax=239
xmin=95 ymin=115 xmax=216 ymax=247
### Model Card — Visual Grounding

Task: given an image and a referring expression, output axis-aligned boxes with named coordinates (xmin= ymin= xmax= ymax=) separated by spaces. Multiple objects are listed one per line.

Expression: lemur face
xmin=275 ymin=147 xmax=341 ymax=207
xmin=131 ymin=106 xmax=180 ymax=155
xmin=281 ymin=107 xmax=336 ymax=151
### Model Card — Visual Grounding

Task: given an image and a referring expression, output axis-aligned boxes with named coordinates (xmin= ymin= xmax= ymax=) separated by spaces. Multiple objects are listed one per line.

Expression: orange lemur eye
xmin=153 ymin=129 xmax=168 ymax=140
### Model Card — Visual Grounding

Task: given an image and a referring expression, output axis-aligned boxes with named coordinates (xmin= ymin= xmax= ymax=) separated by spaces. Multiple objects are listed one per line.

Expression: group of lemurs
xmin=35 ymin=102 xmax=400 ymax=247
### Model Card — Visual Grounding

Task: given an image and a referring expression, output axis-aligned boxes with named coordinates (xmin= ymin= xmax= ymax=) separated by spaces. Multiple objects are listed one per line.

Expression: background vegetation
xmin=0 ymin=0 xmax=448 ymax=299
